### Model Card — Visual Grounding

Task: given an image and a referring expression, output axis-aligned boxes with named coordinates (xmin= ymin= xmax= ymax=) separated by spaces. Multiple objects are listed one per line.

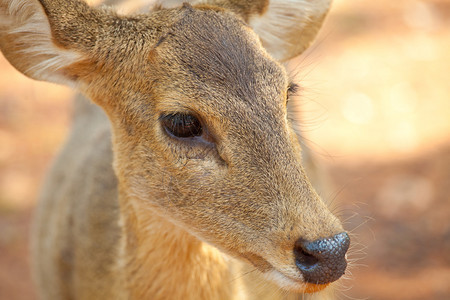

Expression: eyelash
xmin=286 ymin=83 xmax=300 ymax=105
xmin=287 ymin=83 xmax=300 ymax=96
xmin=160 ymin=113 xmax=203 ymax=139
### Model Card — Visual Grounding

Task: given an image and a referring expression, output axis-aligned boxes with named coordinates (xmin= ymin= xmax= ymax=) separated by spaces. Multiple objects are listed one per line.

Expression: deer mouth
xmin=241 ymin=252 xmax=330 ymax=294
xmin=263 ymin=268 xmax=330 ymax=294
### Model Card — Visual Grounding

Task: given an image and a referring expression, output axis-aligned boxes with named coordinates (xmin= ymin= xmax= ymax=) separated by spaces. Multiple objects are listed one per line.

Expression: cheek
xmin=138 ymin=151 xmax=224 ymax=200
xmin=152 ymin=137 xmax=226 ymax=177
xmin=167 ymin=159 xmax=226 ymax=195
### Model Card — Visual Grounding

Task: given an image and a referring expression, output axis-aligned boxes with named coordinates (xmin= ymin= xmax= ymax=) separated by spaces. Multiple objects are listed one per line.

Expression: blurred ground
xmin=0 ymin=0 xmax=449 ymax=299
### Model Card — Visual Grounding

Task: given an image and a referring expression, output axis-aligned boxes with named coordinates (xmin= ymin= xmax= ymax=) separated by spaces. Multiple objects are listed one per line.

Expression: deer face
xmin=84 ymin=7 xmax=348 ymax=292
xmin=0 ymin=0 xmax=348 ymax=293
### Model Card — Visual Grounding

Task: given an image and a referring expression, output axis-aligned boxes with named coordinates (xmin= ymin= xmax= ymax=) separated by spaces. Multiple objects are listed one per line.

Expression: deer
xmin=0 ymin=0 xmax=350 ymax=299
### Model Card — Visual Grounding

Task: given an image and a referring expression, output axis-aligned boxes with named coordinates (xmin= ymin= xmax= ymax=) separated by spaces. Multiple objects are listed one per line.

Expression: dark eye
xmin=160 ymin=113 xmax=203 ymax=138
xmin=287 ymin=83 xmax=300 ymax=96
xmin=286 ymin=83 xmax=300 ymax=106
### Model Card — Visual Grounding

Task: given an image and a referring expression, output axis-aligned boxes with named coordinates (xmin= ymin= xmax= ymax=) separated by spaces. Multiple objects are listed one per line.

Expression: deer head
xmin=0 ymin=0 xmax=348 ymax=293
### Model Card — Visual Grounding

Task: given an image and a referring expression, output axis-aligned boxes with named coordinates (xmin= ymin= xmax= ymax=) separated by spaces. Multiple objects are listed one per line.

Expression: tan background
xmin=1 ymin=0 xmax=449 ymax=299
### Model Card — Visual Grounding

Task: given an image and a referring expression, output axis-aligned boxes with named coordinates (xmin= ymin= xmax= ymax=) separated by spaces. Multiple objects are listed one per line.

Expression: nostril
xmin=294 ymin=232 xmax=350 ymax=284
xmin=294 ymin=242 xmax=319 ymax=271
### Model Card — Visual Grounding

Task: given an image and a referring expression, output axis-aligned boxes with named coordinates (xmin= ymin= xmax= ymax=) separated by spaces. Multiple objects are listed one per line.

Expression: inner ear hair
xmin=0 ymin=0 xmax=113 ymax=86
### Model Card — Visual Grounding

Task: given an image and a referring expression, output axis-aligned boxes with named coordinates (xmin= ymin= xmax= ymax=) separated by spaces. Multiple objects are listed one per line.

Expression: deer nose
xmin=294 ymin=232 xmax=350 ymax=284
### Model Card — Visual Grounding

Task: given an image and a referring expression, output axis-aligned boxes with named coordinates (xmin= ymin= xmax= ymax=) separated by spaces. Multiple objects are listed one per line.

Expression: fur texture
xmin=0 ymin=0 xmax=346 ymax=299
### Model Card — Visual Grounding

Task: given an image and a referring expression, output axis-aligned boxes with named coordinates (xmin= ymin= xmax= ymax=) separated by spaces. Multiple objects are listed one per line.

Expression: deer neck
xmin=115 ymin=190 xmax=235 ymax=300
xmin=114 ymin=189 xmax=304 ymax=300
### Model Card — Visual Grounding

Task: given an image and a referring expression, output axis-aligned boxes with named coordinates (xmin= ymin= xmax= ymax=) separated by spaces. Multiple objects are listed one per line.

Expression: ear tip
xmin=249 ymin=0 xmax=331 ymax=61
xmin=0 ymin=0 xmax=84 ymax=86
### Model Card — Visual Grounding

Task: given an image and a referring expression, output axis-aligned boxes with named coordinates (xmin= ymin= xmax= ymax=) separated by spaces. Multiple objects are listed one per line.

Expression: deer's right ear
xmin=0 ymin=0 xmax=104 ymax=87
xmin=203 ymin=0 xmax=331 ymax=62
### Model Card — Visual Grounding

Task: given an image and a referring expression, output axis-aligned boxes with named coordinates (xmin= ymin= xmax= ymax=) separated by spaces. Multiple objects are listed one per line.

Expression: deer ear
xmin=0 ymin=0 xmax=102 ymax=87
xmin=204 ymin=0 xmax=331 ymax=62
xmin=250 ymin=0 xmax=331 ymax=62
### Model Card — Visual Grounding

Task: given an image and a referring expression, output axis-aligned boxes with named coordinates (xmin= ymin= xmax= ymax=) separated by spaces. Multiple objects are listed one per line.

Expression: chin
xmin=263 ymin=269 xmax=331 ymax=294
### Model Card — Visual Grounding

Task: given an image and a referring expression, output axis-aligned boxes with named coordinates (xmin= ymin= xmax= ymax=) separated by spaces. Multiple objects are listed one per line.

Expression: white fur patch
xmin=250 ymin=0 xmax=331 ymax=61
xmin=1 ymin=0 xmax=82 ymax=86
xmin=264 ymin=268 xmax=306 ymax=291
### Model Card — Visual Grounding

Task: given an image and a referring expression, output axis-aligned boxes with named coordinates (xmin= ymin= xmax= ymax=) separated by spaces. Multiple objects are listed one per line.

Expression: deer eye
xmin=287 ymin=83 xmax=300 ymax=95
xmin=160 ymin=113 xmax=203 ymax=138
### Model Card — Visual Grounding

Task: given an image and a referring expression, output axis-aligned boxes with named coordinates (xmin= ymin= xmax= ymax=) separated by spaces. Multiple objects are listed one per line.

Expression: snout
xmin=294 ymin=232 xmax=350 ymax=284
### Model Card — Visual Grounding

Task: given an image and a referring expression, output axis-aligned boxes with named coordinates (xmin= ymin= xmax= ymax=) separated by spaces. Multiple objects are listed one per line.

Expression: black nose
xmin=294 ymin=232 xmax=350 ymax=284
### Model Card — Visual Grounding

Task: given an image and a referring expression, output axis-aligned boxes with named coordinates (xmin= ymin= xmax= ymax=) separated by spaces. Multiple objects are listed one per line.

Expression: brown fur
xmin=1 ymin=0 xmax=345 ymax=299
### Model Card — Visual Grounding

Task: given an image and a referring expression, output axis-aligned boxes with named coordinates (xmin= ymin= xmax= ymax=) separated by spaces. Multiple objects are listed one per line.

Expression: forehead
xmin=150 ymin=6 xmax=287 ymax=118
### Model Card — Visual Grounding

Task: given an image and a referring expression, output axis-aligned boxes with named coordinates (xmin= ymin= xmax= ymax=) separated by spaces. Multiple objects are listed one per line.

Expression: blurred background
xmin=0 ymin=0 xmax=449 ymax=299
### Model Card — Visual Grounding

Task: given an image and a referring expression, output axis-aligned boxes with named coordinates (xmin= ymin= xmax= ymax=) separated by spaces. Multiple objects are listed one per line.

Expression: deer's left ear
xmin=204 ymin=0 xmax=331 ymax=62
xmin=0 ymin=0 xmax=104 ymax=87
